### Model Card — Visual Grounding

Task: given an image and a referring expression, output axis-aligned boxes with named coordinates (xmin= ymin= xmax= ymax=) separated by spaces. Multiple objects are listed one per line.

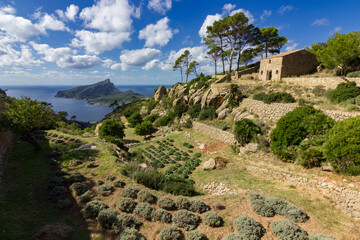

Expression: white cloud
xmin=329 ymin=26 xmax=342 ymax=35
xmin=312 ymin=18 xmax=330 ymax=27
xmin=222 ymin=3 xmax=236 ymax=13
xmin=65 ymin=4 xmax=79 ymax=21
xmin=71 ymin=30 xmax=131 ymax=54
xmin=142 ymin=59 xmax=160 ymax=70
xmin=138 ymin=17 xmax=175 ymax=47
xmin=0 ymin=43 xmax=42 ymax=67
xmin=148 ymin=0 xmax=172 ymax=14
xmin=278 ymin=5 xmax=293 ymax=14
xmin=102 ymin=59 xmax=115 ymax=68
xmin=36 ymin=14 xmax=69 ymax=32
xmin=198 ymin=13 xmax=222 ymax=39
xmin=0 ymin=5 xmax=16 ymax=14
xmin=260 ymin=10 xmax=272 ymax=21
xmin=116 ymin=48 xmax=162 ymax=71
xmin=284 ymin=40 xmax=298 ymax=52
xmin=79 ymin=0 xmax=137 ymax=32
xmin=31 ymin=42 xmax=101 ymax=69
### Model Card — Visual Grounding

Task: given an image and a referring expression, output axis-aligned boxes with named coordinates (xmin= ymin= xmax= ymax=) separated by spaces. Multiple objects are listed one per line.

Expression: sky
xmin=0 ymin=0 xmax=359 ymax=86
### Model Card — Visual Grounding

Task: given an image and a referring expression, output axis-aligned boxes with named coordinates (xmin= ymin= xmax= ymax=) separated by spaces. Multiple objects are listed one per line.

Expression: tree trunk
xmin=23 ymin=132 xmax=41 ymax=151
xmin=180 ymin=69 xmax=183 ymax=83
xmin=214 ymin=59 xmax=217 ymax=75
xmin=220 ymin=38 xmax=225 ymax=74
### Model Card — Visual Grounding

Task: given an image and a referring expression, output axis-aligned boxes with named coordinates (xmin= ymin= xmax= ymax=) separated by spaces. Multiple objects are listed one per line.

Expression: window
xmin=276 ymin=70 xmax=279 ymax=74
xmin=261 ymin=71 xmax=263 ymax=75
xmin=269 ymin=60 xmax=271 ymax=63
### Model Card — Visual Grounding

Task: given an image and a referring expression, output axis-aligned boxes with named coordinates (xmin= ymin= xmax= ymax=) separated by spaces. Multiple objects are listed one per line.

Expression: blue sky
xmin=0 ymin=0 xmax=359 ymax=86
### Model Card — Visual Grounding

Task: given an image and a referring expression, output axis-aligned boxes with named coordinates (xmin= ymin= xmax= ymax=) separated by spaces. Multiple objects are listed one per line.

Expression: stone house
xmin=259 ymin=49 xmax=318 ymax=81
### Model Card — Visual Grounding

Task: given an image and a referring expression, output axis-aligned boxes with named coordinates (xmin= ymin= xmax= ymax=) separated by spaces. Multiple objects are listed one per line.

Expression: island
xmin=55 ymin=79 xmax=146 ymax=106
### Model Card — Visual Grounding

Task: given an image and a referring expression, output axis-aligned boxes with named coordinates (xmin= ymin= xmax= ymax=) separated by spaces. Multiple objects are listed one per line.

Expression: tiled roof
xmin=263 ymin=49 xmax=306 ymax=60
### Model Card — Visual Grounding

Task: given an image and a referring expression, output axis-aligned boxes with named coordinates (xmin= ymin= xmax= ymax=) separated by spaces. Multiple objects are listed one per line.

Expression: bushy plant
xmin=128 ymin=111 xmax=143 ymax=128
xmin=284 ymin=205 xmax=309 ymax=223
xmin=188 ymin=199 xmax=209 ymax=213
xmin=155 ymin=112 xmax=175 ymax=127
xmin=68 ymin=172 xmax=86 ymax=183
xmin=135 ymin=121 xmax=155 ymax=138
xmin=137 ymin=190 xmax=157 ymax=204
xmin=151 ymin=209 xmax=172 ymax=223
xmin=70 ymin=182 xmax=88 ymax=196
xmin=158 ymin=197 xmax=176 ymax=210
xmin=113 ymin=179 xmax=126 ymax=188
xmin=326 ymin=81 xmax=360 ymax=103
xmin=234 ymin=119 xmax=261 ymax=146
xmin=122 ymin=187 xmax=140 ymax=199
xmin=143 ymin=113 xmax=159 ymax=123
xmin=264 ymin=92 xmax=295 ymax=103
xmin=119 ymin=228 xmax=146 ymax=240
xmin=134 ymin=203 xmax=155 ymax=221
xmin=324 ymin=116 xmax=360 ymax=175
xmin=46 ymin=176 xmax=66 ymax=190
xmin=113 ymin=213 xmax=142 ymax=232
xmin=265 ymin=197 xmax=288 ymax=215
xmin=271 ymin=219 xmax=309 ymax=240
xmin=159 ymin=226 xmax=183 ymax=240
xmin=188 ymin=104 xmax=202 ymax=119
xmin=163 ymin=177 xmax=197 ymax=196
xmin=253 ymin=92 xmax=267 ymax=101
xmin=198 ymin=106 xmax=217 ymax=120
xmin=47 ymin=186 xmax=68 ymax=203
xmin=96 ymin=184 xmax=114 ymax=196
xmin=233 ymin=216 xmax=266 ymax=240
xmin=203 ymin=211 xmax=223 ymax=227
xmin=147 ymin=98 xmax=157 ymax=111
xmin=81 ymin=200 xmax=108 ymax=219
xmin=312 ymin=85 xmax=326 ymax=97
xmin=116 ymin=197 xmax=137 ymax=213
xmin=98 ymin=119 xmax=125 ymax=139
xmin=175 ymin=197 xmax=190 ymax=210
xmin=249 ymin=193 xmax=275 ymax=217
xmin=79 ymin=190 xmax=92 ymax=203
xmin=174 ymin=103 xmax=188 ymax=118
xmin=228 ymin=84 xmax=244 ymax=107
xmin=185 ymin=230 xmax=207 ymax=240
xmin=224 ymin=233 xmax=242 ymax=240
xmin=183 ymin=142 xmax=194 ymax=148
xmin=173 ymin=210 xmax=200 ymax=231
xmin=347 ymin=70 xmax=360 ymax=78
xmin=296 ymin=136 xmax=327 ymax=168
xmin=97 ymin=208 xmax=119 ymax=229
xmin=309 ymin=234 xmax=336 ymax=240
xmin=270 ymin=106 xmax=334 ymax=161
xmin=183 ymin=118 xmax=193 ymax=128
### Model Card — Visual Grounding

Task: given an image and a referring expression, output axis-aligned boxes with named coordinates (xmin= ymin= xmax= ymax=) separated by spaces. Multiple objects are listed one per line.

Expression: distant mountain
xmin=55 ymin=79 xmax=146 ymax=106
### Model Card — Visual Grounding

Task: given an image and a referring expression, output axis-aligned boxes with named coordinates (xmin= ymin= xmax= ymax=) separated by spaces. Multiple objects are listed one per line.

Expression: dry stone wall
xmin=283 ymin=77 xmax=360 ymax=89
xmin=192 ymin=121 xmax=237 ymax=145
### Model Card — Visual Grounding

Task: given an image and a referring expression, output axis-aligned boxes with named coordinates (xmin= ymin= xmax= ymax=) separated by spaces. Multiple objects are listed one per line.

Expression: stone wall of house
xmin=281 ymin=51 xmax=318 ymax=78
xmin=235 ymin=66 xmax=259 ymax=79
xmin=259 ymin=56 xmax=283 ymax=81
xmin=192 ymin=121 xmax=237 ymax=145
xmin=237 ymin=98 xmax=360 ymax=122
xmin=283 ymin=77 xmax=360 ymax=89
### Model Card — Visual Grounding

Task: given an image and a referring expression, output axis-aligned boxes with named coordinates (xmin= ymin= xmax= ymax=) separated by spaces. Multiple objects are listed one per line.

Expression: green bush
xmin=70 ymin=182 xmax=88 ymax=196
xmin=81 ymin=200 xmax=108 ymax=219
xmin=253 ymin=92 xmax=267 ymax=101
xmin=79 ymin=190 xmax=92 ymax=203
xmin=163 ymin=177 xmax=197 ymax=196
xmin=137 ymin=190 xmax=157 ymax=204
xmin=113 ymin=179 xmax=126 ymax=188
xmin=198 ymin=106 xmax=217 ymax=120
xmin=159 ymin=226 xmax=183 ymax=240
xmin=183 ymin=118 xmax=193 ymax=128
xmin=188 ymin=199 xmax=210 ymax=213
xmin=97 ymin=208 xmax=119 ymax=229
xmin=270 ymin=106 xmax=334 ymax=161
xmin=175 ymin=197 xmax=190 ymax=210
xmin=183 ymin=142 xmax=194 ymax=148
xmin=265 ymin=197 xmax=288 ymax=215
xmin=224 ymin=233 xmax=242 ymax=240
xmin=188 ymin=104 xmax=202 ymax=119
xmin=113 ymin=213 xmax=142 ymax=232
xmin=116 ymin=197 xmax=137 ymax=213
xmin=284 ymin=205 xmax=309 ymax=223
xmin=158 ymin=197 xmax=176 ymax=210
xmin=155 ymin=112 xmax=175 ymax=127
xmin=173 ymin=210 xmax=200 ymax=231
xmin=47 ymin=186 xmax=68 ymax=203
xmin=122 ymin=187 xmax=140 ymax=199
xmin=233 ymin=216 xmax=266 ymax=240
xmin=128 ymin=111 xmax=143 ymax=127
xmin=151 ymin=209 xmax=172 ymax=223
xmin=309 ymin=234 xmax=336 ymax=240
xmin=98 ymin=119 xmax=125 ymax=139
xmin=135 ymin=120 xmax=155 ymax=138
xmin=185 ymin=230 xmax=207 ymax=240
xmin=96 ymin=184 xmax=114 ymax=196
xmin=326 ymin=81 xmax=360 ymax=103
xmin=228 ymin=84 xmax=244 ymax=107
xmin=134 ymin=203 xmax=155 ymax=221
xmin=144 ymin=113 xmax=159 ymax=123
xmin=119 ymin=228 xmax=146 ymax=240
xmin=312 ymin=85 xmax=326 ymax=97
xmin=253 ymin=92 xmax=295 ymax=103
xmin=203 ymin=211 xmax=223 ymax=227
xmin=68 ymin=172 xmax=86 ymax=183
xmin=174 ymin=103 xmax=188 ymax=118
xmin=324 ymin=116 xmax=360 ymax=175
xmin=147 ymin=98 xmax=157 ymax=111
xmin=234 ymin=119 xmax=261 ymax=146
xmin=46 ymin=176 xmax=66 ymax=190
xmin=296 ymin=136 xmax=327 ymax=168
xmin=248 ymin=193 xmax=275 ymax=217
xmin=271 ymin=219 xmax=309 ymax=240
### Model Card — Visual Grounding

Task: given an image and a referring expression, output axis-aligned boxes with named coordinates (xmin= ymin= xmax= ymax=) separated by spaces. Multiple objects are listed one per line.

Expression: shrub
xmin=98 ymin=119 xmax=125 ymax=139
xmin=183 ymin=118 xmax=193 ymax=128
xmin=119 ymin=228 xmax=145 ymax=240
xmin=284 ymin=205 xmax=309 ymax=223
xmin=174 ymin=103 xmax=188 ymax=118
xmin=198 ymin=106 xmax=217 ymax=120
xmin=79 ymin=190 xmax=92 ymax=203
xmin=158 ymin=197 xmax=176 ymax=210
xmin=47 ymin=186 xmax=68 ymax=203
xmin=249 ymin=194 xmax=275 ymax=217
xmin=97 ymin=208 xmax=119 ymax=229
xmin=116 ymin=197 xmax=137 ymax=213
xmin=296 ymin=136 xmax=326 ymax=168
xmin=122 ymin=187 xmax=140 ymax=199
xmin=185 ymin=230 xmax=207 ymax=240
xmin=46 ymin=176 xmax=66 ymax=190
xmin=188 ymin=104 xmax=202 ymax=119
xmin=68 ymin=172 xmax=86 ymax=183
xmin=113 ymin=213 xmax=142 ymax=232
xmin=312 ymin=85 xmax=326 ymax=97
xmin=134 ymin=203 xmax=155 ymax=221
xmin=113 ymin=179 xmax=126 ymax=188
xmin=234 ymin=119 xmax=261 ymax=146
xmin=309 ymin=234 xmax=336 ymax=240
xmin=137 ymin=190 xmax=157 ymax=204
xmin=175 ymin=197 xmax=190 ymax=210
xmin=173 ymin=210 xmax=200 ymax=231
xmin=324 ymin=116 xmax=360 ymax=175
xmin=96 ymin=184 xmax=114 ymax=196
xmin=271 ymin=219 xmax=309 ymax=240
xmin=70 ymin=182 xmax=88 ymax=196
xmin=270 ymin=106 xmax=334 ymax=161
xmin=159 ymin=226 xmax=183 ymax=240
xmin=147 ymin=98 xmax=157 ymax=111
xmin=152 ymin=209 xmax=172 ymax=223
xmin=264 ymin=92 xmax=295 ymax=104
xmin=233 ymin=216 xmax=266 ymax=240
xmin=203 ymin=211 xmax=223 ymax=227
xmin=265 ymin=197 xmax=288 ymax=215
xmin=135 ymin=121 xmax=155 ymax=138
xmin=183 ymin=142 xmax=194 ymax=148
xmin=253 ymin=92 xmax=267 ymax=101
xmin=122 ymin=163 xmax=165 ymax=190
xmin=188 ymin=199 xmax=210 ymax=213
xmin=144 ymin=113 xmax=159 ymax=123
xmin=163 ymin=178 xmax=197 ymax=196
xmin=155 ymin=112 xmax=175 ymax=127
xmin=128 ymin=111 xmax=143 ymax=127
xmin=326 ymin=81 xmax=360 ymax=103
xmin=224 ymin=233 xmax=242 ymax=240
xmin=81 ymin=200 xmax=108 ymax=219
xmin=56 ymin=198 xmax=71 ymax=209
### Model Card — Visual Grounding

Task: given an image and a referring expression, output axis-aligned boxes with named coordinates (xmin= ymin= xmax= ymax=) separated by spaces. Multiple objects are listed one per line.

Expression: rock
xmin=216 ymin=99 xmax=229 ymax=114
xmin=218 ymin=108 xmax=229 ymax=120
xmin=139 ymin=106 xmax=147 ymax=115
xmin=154 ymin=85 xmax=167 ymax=102
xmin=172 ymin=97 xmax=183 ymax=107
xmin=245 ymin=143 xmax=258 ymax=153
xmin=202 ymin=158 xmax=216 ymax=170
xmin=199 ymin=144 xmax=206 ymax=150
xmin=239 ymin=148 xmax=248 ymax=154
xmin=214 ymin=75 xmax=226 ymax=83
xmin=73 ymin=143 xmax=96 ymax=151
xmin=35 ymin=224 xmax=73 ymax=240
xmin=138 ymin=163 xmax=148 ymax=170
xmin=322 ymin=162 xmax=333 ymax=172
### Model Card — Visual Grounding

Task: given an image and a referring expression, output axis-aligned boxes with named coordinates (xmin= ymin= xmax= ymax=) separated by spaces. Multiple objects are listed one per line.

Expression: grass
xmin=0 ymin=139 xmax=90 ymax=240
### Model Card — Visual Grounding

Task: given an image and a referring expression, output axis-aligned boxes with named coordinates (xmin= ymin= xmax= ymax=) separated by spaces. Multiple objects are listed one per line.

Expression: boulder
xmin=322 ymin=162 xmax=333 ymax=172
xmin=245 ymin=143 xmax=258 ymax=153
xmin=140 ymin=106 xmax=147 ymax=115
xmin=172 ymin=97 xmax=183 ymax=107
xmin=218 ymin=109 xmax=229 ymax=120
xmin=216 ymin=99 xmax=229 ymax=114
xmin=201 ymin=84 xmax=230 ymax=108
xmin=202 ymin=158 xmax=216 ymax=170
xmin=199 ymin=144 xmax=206 ymax=150
xmin=154 ymin=86 xmax=167 ymax=102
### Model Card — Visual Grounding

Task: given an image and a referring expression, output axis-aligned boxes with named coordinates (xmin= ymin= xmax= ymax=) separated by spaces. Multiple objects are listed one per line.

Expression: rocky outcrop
xmin=201 ymin=84 xmax=230 ymax=109
xmin=154 ymin=86 xmax=167 ymax=102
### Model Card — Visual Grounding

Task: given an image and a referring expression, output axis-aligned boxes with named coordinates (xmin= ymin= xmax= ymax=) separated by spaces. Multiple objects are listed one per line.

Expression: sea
xmin=0 ymin=85 xmax=172 ymax=122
